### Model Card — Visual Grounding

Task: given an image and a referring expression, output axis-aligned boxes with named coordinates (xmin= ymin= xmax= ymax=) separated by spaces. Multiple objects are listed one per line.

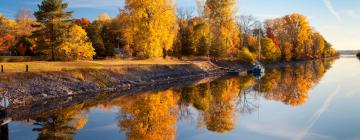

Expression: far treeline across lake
xmin=0 ymin=0 xmax=338 ymax=63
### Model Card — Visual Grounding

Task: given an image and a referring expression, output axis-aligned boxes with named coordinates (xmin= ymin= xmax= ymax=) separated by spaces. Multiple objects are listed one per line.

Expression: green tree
xmin=33 ymin=0 xmax=73 ymax=61
xmin=85 ymin=13 xmax=117 ymax=58
xmin=193 ymin=22 xmax=211 ymax=56
xmin=56 ymin=25 xmax=95 ymax=60
xmin=197 ymin=36 xmax=211 ymax=56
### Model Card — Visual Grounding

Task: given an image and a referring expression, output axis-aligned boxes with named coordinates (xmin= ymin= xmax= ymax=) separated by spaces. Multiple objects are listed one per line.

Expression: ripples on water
xmin=3 ymin=57 xmax=360 ymax=140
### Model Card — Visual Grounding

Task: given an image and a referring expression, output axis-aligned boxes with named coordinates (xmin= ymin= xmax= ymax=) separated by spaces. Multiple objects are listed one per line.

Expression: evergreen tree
xmin=33 ymin=0 xmax=73 ymax=61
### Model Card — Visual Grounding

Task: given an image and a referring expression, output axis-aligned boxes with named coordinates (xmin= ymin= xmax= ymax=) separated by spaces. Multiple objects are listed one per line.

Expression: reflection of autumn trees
xmin=115 ymin=90 xmax=179 ymax=140
xmin=26 ymin=60 xmax=334 ymax=139
xmin=32 ymin=103 xmax=88 ymax=140
xmin=114 ymin=78 xmax=243 ymax=134
xmin=237 ymin=75 xmax=258 ymax=114
xmin=254 ymin=60 xmax=333 ymax=106
xmin=178 ymin=78 xmax=241 ymax=133
xmin=205 ymin=79 xmax=239 ymax=132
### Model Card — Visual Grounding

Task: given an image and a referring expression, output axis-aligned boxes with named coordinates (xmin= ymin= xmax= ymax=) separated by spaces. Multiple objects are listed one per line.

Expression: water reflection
xmin=6 ymin=59 xmax=335 ymax=139
xmin=32 ymin=104 xmax=88 ymax=139
xmin=255 ymin=60 xmax=331 ymax=106
xmin=116 ymin=90 xmax=178 ymax=140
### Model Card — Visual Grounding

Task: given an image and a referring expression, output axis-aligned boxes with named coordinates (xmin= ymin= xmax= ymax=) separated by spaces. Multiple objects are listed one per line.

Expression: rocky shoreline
xmin=6 ymin=75 xmax=222 ymax=120
xmin=0 ymin=61 xmax=225 ymax=107
xmin=0 ymin=58 xmax=338 ymax=109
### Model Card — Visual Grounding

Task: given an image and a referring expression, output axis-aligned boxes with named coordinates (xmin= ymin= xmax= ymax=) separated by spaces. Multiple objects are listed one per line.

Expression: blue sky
xmin=0 ymin=0 xmax=359 ymax=50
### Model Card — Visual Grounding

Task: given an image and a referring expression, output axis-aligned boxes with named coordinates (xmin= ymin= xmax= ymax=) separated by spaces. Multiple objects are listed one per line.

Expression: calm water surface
xmin=3 ymin=56 xmax=360 ymax=140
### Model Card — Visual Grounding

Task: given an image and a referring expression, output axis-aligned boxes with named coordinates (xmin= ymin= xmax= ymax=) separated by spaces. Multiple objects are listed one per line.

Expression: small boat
xmin=251 ymin=62 xmax=265 ymax=74
xmin=247 ymin=63 xmax=265 ymax=79
xmin=248 ymin=24 xmax=265 ymax=77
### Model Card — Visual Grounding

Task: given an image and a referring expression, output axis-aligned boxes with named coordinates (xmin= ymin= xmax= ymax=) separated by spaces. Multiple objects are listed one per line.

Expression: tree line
xmin=0 ymin=0 xmax=337 ymax=62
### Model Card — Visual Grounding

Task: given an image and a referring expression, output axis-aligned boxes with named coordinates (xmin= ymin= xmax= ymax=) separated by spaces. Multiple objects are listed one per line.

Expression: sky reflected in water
xmin=3 ymin=57 xmax=360 ymax=140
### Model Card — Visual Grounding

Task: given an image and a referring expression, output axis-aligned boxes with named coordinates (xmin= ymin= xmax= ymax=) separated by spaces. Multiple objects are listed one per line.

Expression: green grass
xmin=0 ymin=58 xmax=189 ymax=73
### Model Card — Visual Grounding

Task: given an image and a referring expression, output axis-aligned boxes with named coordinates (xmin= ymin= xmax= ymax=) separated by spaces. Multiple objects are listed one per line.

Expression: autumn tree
xmin=237 ymin=47 xmax=255 ymax=64
xmin=264 ymin=18 xmax=290 ymax=61
xmin=73 ymin=18 xmax=90 ymax=29
xmin=245 ymin=35 xmax=258 ymax=52
xmin=311 ymin=32 xmax=325 ymax=58
xmin=14 ymin=9 xmax=37 ymax=56
xmin=174 ymin=16 xmax=211 ymax=57
xmin=33 ymin=0 xmax=73 ymax=61
xmin=238 ymin=15 xmax=258 ymax=48
xmin=283 ymin=13 xmax=313 ymax=59
xmin=323 ymin=41 xmax=337 ymax=57
xmin=83 ymin=13 xmax=117 ymax=58
xmin=0 ymin=14 xmax=17 ymax=54
xmin=261 ymin=38 xmax=281 ymax=62
xmin=117 ymin=0 xmax=177 ymax=59
xmin=263 ymin=13 xmax=335 ymax=61
xmin=56 ymin=25 xmax=95 ymax=60
xmin=206 ymin=0 xmax=240 ymax=58
xmin=15 ymin=9 xmax=35 ymax=36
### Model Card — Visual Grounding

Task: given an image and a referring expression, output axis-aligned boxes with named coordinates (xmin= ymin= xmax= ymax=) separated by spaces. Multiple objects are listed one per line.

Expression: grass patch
xmin=0 ymin=56 xmax=36 ymax=62
xmin=0 ymin=58 xmax=189 ymax=73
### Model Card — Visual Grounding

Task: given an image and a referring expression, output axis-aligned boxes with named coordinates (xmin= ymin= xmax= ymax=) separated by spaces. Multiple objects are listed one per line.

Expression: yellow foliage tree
xmin=237 ymin=47 xmax=255 ymax=64
xmin=246 ymin=35 xmax=258 ymax=52
xmin=263 ymin=13 xmax=333 ymax=61
xmin=119 ymin=0 xmax=177 ymax=58
xmin=205 ymin=0 xmax=240 ymax=58
xmin=311 ymin=32 xmax=325 ymax=58
xmin=283 ymin=13 xmax=313 ymax=59
xmin=261 ymin=38 xmax=281 ymax=62
xmin=56 ymin=25 xmax=96 ymax=60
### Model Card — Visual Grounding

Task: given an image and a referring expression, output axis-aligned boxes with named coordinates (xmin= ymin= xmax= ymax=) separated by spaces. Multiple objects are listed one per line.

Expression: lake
xmin=3 ymin=56 xmax=360 ymax=140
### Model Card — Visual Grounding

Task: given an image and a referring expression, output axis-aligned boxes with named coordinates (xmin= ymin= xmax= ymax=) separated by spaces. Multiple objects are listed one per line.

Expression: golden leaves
xmin=120 ymin=0 xmax=177 ymax=58
xmin=56 ymin=25 xmax=96 ymax=60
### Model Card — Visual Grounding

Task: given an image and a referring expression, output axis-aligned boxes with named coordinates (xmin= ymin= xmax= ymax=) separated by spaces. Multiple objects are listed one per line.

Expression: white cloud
xmin=322 ymin=0 xmax=342 ymax=22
